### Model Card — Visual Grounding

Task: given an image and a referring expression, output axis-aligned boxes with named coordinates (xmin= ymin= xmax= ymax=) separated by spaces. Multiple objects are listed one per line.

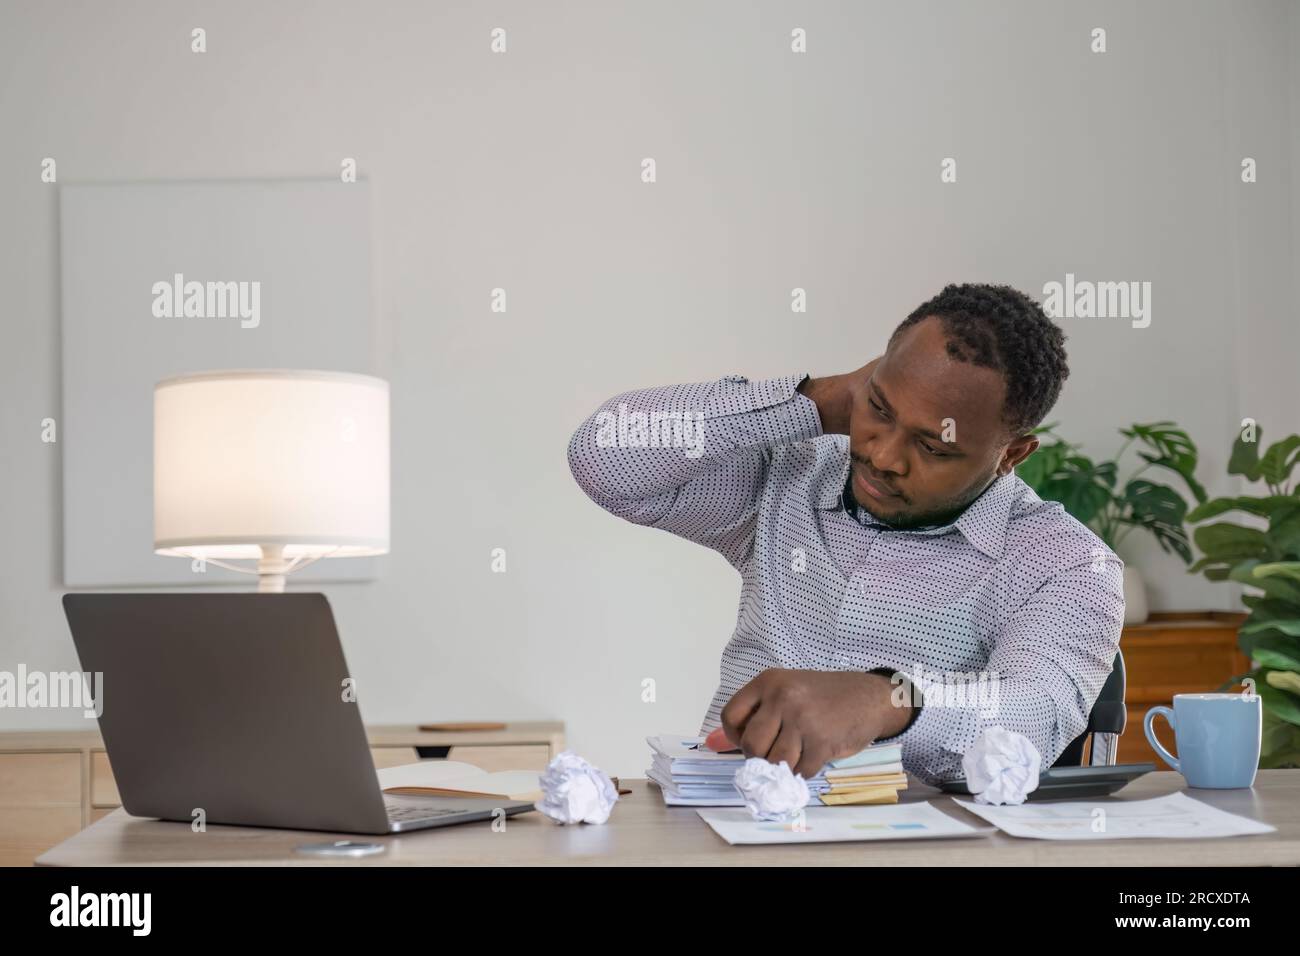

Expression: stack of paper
xmin=646 ymin=735 xmax=908 ymax=807
xmin=817 ymin=745 xmax=909 ymax=806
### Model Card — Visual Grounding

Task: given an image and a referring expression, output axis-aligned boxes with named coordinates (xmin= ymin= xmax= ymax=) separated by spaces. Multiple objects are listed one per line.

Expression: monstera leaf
xmin=1019 ymin=422 xmax=1199 ymax=561
xmin=1121 ymin=422 xmax=1207 ymax=505
xmin=1227 ymin=429 xmax=1300 ymax=491
xmin=1123 ymin=480 xmax=1191 ymax=563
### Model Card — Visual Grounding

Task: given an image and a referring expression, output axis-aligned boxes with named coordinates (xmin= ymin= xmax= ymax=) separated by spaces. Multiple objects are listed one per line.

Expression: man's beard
xmin=852 ymin=471 xmax=999 ymax=530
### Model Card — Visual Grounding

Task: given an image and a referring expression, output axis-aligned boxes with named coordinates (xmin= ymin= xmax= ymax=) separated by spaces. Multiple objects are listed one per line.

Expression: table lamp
xmin=153 ymin=369 xmax=389 ymax=592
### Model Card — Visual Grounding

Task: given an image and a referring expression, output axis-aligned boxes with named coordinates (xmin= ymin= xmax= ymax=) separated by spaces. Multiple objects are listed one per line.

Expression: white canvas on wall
xmin=59 ymin=179 xmax=380 ymax=587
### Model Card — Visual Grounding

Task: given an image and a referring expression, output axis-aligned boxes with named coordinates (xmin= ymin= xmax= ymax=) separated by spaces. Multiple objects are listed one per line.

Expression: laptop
xmin=62 ymin=592 xmax=537 ymax=834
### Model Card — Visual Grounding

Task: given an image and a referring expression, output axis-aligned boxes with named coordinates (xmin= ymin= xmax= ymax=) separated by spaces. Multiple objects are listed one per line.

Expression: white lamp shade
xmin=154 ymin=370 xmax=389 ymax=560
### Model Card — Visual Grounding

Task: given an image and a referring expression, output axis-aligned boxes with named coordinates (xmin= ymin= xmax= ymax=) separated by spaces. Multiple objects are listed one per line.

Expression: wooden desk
xmin=36 ymin=769 xmax=1300 ymax=867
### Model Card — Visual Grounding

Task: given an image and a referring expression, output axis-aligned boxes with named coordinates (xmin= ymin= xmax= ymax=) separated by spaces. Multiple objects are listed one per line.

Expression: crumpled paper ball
xmin=961 ymin=726 xmax=1042 ymax=805
xmin=535 ymin=751 xmax=619 ymax=825
xmin=733 ymin=757 xmax=810 ymax=821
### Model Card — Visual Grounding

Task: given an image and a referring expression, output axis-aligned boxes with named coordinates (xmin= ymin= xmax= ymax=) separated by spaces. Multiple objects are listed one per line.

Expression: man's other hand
xmin=713 ymin=668 xmax=912 ymax=778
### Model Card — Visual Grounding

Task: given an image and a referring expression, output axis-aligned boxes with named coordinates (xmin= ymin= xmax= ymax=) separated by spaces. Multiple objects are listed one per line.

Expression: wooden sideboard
xmin=0 ymin=721 xmax=565 ymax=867
xmin=1114 ymin=611 xmax=1250 ymax=766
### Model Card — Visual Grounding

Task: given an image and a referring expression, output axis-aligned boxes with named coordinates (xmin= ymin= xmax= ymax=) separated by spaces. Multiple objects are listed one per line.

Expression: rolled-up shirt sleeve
xmin=567 ymin=373 xmax=822 ymax=569
xmin=884 ymin=554 xmax=1125 ymax=785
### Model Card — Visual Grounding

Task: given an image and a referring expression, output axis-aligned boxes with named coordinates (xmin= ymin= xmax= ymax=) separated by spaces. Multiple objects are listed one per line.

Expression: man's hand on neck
xmin=797 ymin=358 xmax=880 ymax=435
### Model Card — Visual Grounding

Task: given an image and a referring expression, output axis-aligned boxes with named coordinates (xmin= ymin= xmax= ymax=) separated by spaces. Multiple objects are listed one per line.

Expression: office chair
xmin=1052 ymin=649 xmax=1126 ymax=767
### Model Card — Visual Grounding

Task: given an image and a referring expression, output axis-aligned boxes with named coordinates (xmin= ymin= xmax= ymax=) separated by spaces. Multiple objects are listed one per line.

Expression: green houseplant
xmin=1017 ymin=420 xmax=1207 ymax=567
xmin=1187 ymin=427 xmax=1300 ymax=768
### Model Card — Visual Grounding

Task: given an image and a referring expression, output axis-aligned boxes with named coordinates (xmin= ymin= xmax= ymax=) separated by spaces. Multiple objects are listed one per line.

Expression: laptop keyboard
xmin=385 ymin=803 xmax=463 ymax=821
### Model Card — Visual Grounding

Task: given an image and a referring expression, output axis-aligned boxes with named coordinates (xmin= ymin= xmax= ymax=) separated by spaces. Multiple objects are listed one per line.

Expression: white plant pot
xmin=1122 ymin=564 xmax=1149 ymax=625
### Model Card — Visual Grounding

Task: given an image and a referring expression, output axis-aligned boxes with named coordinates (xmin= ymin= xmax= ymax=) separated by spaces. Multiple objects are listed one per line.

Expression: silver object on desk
xmin=296 ymin=840 xmax=386 ymax=858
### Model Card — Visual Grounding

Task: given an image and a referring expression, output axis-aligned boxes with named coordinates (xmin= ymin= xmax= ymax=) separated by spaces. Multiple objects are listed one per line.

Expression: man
xmin=568 ymin=283 xmax=1124 ymax=784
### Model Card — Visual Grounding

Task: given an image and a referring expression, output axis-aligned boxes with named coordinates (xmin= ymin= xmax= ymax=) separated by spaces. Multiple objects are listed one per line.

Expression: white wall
xmin=1 ymin=0 xmax=1297 ymax=776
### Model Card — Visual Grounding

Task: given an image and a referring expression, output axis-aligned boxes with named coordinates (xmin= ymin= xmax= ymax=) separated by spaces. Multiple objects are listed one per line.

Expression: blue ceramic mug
xmin=1143 ymin=692 xmax=1261 ymax=789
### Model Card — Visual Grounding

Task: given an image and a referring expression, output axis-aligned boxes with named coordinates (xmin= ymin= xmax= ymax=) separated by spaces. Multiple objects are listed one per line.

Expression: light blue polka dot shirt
xmin=569 ymin=372 xmax=1125 ymax=784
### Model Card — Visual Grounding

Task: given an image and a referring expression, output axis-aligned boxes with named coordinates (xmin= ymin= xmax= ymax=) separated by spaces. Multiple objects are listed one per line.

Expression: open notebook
xmin=377 ymin=760 xmax=542 ymax=801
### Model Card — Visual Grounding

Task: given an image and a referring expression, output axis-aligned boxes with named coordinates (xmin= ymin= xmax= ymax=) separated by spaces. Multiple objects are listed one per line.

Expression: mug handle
xmin=1144 ymin=705 xmax=1180 ymax=772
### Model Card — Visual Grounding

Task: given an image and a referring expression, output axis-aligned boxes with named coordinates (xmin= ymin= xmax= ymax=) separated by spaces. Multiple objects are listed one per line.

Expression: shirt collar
xmin=815 ymin=438 xmax=1016 ymax=560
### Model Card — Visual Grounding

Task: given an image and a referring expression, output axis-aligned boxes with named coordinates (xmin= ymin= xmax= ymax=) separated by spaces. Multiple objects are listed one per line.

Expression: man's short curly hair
xmin=889 ymin=283 xmax=1069 ymax=436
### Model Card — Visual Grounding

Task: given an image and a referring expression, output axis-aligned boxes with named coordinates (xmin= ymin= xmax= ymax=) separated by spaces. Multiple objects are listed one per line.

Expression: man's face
xmin=847 ymin=316 xmax=1038 ymax=529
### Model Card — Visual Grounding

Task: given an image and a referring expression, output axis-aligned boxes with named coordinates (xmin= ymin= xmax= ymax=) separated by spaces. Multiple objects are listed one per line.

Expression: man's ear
xmin=998 ymin=434 xmax=1039 ymax=475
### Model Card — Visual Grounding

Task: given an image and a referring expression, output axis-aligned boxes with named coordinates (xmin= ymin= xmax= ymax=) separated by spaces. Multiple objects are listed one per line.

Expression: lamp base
xmin=156 ymin=543 xmax=340 ymax=591
xmin=257 ymin=545 xmax=290 ymax=593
